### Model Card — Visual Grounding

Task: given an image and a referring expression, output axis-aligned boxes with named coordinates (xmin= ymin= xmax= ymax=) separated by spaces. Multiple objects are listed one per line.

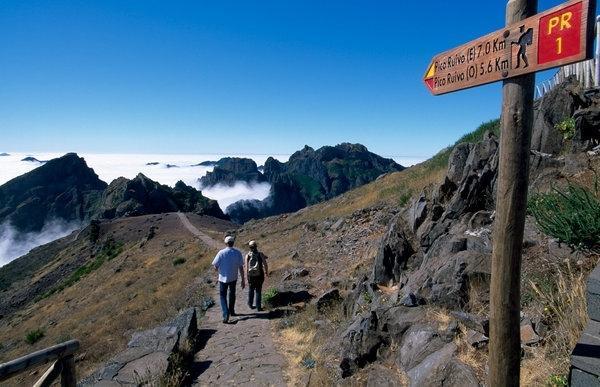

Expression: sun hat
xmin=224 ymin=235 xmax=235 ymax=244
xmin=249 ymin=240 xmax=257 ymax=247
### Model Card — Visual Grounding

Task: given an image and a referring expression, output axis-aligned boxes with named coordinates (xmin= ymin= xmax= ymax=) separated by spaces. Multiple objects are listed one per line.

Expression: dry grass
xmin=273 ymin=304 xmax=344 ymax=386
xmin=521 ymin=259 xmax=592 ymax=385
xmin=0 ymin=213 xmax=227 ymax=386
xmin=454 ymin=322 xmax=488 ymax=383
xmin=424 ymin=306 xmax=453 ymax=331
xmin=467 ymin=274 xmax=490 ymax=316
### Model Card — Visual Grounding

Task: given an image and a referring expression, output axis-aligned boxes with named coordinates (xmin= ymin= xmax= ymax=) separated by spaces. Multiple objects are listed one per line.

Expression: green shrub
xmin=529 ymin=183 xmax=600 ymax=250
xmin=172 ymin=257 xmax=186 ymax=266
xmin=25 ymin=329 xmax=45 ymax=345
xmin=263 ymin=287 xmax=279 ymax=307
xmin=547 ymin=374 xmax=568 ymax=387
xmin=555 ymin=117 xmax=576 ymax=140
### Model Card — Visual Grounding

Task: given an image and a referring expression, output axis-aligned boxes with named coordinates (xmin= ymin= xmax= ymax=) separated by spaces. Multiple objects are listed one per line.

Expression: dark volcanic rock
xmin=531 ymin=76 xmax=587 ymax=154
xmin=192 ymin=161 xmax=218 ymax=167
xmin=21 ymin=156 xmax=43 ymax=163
xmin=0 ymin=152 xmax=9 ymax=156
xmin=97 ymin=175 xmax=226 ymax=220
xmin=0 ymin=153 xmax=107 ymax=233
xmin=573 ymin=107 xmax=600 ymax=151
xmin=199 ymin=157 xmax=266 ymax=187
xmin=146 ymin=162 xmax=160 ymax=166
xmin=372 ymin=214 xmax=415 ymax=286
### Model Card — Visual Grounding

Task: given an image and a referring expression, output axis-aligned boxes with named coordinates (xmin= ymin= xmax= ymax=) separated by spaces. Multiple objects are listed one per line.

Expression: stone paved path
xmin=177 ymin=213 xmax=286 ymax=386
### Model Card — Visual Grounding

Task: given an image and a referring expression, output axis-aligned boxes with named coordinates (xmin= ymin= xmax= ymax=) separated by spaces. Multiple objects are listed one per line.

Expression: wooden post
xmin=60 ymin=355 xmax=76 ymax=387
xmin=489 ymin=0 xmax=537 ymax=386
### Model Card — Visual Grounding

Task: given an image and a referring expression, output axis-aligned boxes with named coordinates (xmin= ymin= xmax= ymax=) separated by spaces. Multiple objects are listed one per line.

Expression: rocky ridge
xmin=226 ymin=143 xmax=404 ymax=223
xmin=0 ymin=153 xmax=107 ymax=233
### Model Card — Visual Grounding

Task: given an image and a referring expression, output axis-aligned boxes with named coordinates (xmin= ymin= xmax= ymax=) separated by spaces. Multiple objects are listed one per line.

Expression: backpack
xmin=247 ymin=251 xmax=263 ymax=278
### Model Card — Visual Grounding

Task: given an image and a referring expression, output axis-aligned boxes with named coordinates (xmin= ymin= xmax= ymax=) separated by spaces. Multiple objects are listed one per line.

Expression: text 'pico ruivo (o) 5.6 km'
xmin=423 ymin=0 xmax=595 ymax=95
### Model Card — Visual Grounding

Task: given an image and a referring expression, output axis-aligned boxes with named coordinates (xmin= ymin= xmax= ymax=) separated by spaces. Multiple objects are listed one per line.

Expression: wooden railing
xmin=0 ymin=340 xmax=79 ymax=387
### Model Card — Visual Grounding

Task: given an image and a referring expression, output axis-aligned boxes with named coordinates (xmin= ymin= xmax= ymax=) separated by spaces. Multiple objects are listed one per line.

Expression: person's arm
xmin=262 ymin=253 xmax=269 ymax=277
xmin=212 ymin=253 xmax=220 ymax=273
xmin=239 ymin=252 xmax=246 ymax=288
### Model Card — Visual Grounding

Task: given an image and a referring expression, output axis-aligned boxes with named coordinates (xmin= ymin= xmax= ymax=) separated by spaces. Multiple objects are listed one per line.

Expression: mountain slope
xmin=0 ymin=153 xmax=107 ymax=233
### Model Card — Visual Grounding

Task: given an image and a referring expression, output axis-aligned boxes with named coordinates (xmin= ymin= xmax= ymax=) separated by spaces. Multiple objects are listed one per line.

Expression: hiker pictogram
xmin=514 ymin=25 xmax=534 ymax=68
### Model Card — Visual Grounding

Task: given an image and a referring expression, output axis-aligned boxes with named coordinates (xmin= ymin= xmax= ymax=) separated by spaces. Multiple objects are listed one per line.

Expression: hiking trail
xmin=177 ymin=212 xmax=286 ymax=386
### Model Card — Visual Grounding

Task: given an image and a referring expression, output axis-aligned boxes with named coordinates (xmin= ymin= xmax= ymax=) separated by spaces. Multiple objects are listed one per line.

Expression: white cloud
xmin=199 ymin=181 xmax=271 ymax=211
xmin=0 ymin=219 xmax=80 ymax=266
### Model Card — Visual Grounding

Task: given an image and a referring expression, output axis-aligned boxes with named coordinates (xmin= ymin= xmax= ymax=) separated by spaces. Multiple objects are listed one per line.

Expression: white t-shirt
xmin=212 ymin=247 xmax=244 ymax=283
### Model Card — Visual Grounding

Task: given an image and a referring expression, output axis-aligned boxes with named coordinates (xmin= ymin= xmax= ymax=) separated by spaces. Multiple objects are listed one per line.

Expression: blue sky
xmin=0 ymin=1 xmax=595 ymax=160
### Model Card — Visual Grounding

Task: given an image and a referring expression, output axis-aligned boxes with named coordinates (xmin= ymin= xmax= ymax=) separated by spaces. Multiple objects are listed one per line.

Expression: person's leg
xmin=248 ymin=282 xmax=255 ymax=308
xmin=256 ymin=280 xmax=263 ymax=311
xmin=219 ymin=281 xmax=229 ymax=322
xmin=228 ymin=281 xmax=237 ymax=315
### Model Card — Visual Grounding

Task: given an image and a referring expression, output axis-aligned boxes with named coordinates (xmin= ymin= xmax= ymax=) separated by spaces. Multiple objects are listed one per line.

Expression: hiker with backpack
xmin=246 ymin=240 xmax=269 ymax=311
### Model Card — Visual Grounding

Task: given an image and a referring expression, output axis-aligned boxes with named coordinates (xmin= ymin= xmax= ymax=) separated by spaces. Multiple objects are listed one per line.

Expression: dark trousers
xmin=248 ymin=276 xmax=264 ymax=309
xmin=219 ymin=281 xmax=237 ymax=319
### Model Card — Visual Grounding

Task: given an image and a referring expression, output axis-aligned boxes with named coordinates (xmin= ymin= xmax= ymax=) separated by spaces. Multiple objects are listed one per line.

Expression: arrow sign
xmin=424 ymin=0 xmax=595 ymax=95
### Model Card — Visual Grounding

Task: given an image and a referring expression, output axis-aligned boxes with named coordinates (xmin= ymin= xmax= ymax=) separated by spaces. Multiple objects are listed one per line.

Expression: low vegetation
xmin=529 ymin=183 xmax=600 ymax=250
xmin=25 ymin=329 xmax=45 ymax=345
xmin=40 ymin=239 xmax=124 ymax=300
xmin=555 ymin=117 xmax=576 ymax=140
xmin=263 ymin=287 xmax=279 ymax=308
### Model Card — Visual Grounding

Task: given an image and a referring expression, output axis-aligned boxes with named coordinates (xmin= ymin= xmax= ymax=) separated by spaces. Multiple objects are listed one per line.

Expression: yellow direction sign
xmin=424 ymin=0 xmax=595 ymax=95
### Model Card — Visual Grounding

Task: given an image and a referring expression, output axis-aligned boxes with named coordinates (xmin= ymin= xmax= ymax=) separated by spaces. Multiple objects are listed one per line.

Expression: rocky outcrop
xmin=0 ymin=153 xmax=107 ymax=233
xmin=227 ymin=143 xmax=404 ymax=223
xmin=96 ymin=174 xmax=226 ymax=220
xmin=339 ymin=131 xmax=500 ymax=383
xmin=81 ymin=308 xmax=199 ymax=386
xmin=199 ymin=157 xmax=267 ymax=187
xmin=338 ymin=77 xmax=600 ymax=383
xmin=531 ymin=76 xmax=587 ymax=154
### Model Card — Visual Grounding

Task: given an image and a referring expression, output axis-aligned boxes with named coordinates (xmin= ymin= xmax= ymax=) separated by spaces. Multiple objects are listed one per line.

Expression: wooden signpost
xmin=424 ymin=0 xmax=595 ymax=385
xmin=424 ymin=0 xmax=595 ymax=95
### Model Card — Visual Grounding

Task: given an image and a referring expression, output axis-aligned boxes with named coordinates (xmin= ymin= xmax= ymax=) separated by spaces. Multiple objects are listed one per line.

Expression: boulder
xmin=372 ymin=215 xmax=415 ymax=286
xmin=450 ymin=311 xmax=490 ymax=336
xmin=406 ymin=343 xmax=479 ymax=387
xmin=398 ymin=325 xmax=446 ymax=370
xmin=81 ymin=308 xmax=198 ymax=386
xmin=316 ymin=288 xmax=342 ymax=311
xmin=531 ymin=76 xmax=587 ymax=154
xmin=409 ymin=194 xmax=428 ymax=232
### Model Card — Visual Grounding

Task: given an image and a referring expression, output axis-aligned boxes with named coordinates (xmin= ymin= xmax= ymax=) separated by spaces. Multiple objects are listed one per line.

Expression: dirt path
xmin=177 ymin=212 xmax=223 ymax=250
xmin=177 ymin=212 xmax=286 ymax=386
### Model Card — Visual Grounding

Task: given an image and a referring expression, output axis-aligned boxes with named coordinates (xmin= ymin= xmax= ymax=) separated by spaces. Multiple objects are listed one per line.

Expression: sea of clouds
xmin=0 ymin=152 xmax=422 ymax=265
xmin=0 ymin=152 xmax=287 ymax=265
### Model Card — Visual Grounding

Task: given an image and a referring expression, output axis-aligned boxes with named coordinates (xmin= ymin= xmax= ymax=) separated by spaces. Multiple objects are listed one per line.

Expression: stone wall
xmin=570 ymin=265 xmax=600 ymax=386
